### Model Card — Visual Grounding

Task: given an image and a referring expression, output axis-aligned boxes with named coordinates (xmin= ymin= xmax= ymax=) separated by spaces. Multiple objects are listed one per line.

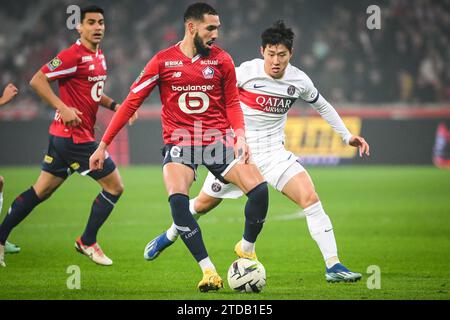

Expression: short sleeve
xmin=129 ymin=55 xmax=160 ymax=97
xmin=41 ymin=47 xmax=79 ymax=80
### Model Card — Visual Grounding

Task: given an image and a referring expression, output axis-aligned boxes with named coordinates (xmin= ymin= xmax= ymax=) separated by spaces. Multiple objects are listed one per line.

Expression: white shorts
xmin=201 ymin=149 xmax=306 ymax=199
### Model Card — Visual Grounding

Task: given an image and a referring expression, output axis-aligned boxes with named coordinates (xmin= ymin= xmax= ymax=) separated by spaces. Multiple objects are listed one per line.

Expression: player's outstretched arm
xmin=309 ymin=94 xmax=370 ymax=157
xmin=92 ymin=56 xmax=159 ymax=171
xmin=30 ymin=70 xmax=82 ymax=127
xmin=0 ymin=83 xmax=18 ymax=106
xmin=221 ymin=54 xmax=250 ymax=163
xmin=312 ymin=98 xmax=370 ymax=157
xmin=97 ymin=55 xmax=159 ymax=143
xmin=91 ymin=86 xmax=149 ymax=172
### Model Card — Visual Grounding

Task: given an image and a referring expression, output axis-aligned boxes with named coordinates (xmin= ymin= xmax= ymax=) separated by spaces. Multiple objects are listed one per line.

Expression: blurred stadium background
xmin=0 ymin=0 xmax=449 ymax=300
xmin=0 ymin=0 xmax=449 ymax=166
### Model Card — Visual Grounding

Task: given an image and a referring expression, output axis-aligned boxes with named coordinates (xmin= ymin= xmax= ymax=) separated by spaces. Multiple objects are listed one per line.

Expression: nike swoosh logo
xmin=325 ymin=228 xmax=333 ymax=232
xmin=253 ymin=84 xmax=265 ymax=89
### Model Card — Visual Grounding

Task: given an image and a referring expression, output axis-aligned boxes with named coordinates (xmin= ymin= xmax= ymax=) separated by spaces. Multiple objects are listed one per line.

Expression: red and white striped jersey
xmin=40 ymin=39 xmax=108 ymax=143
xmin=102 ymin=43 xmax=244 ymax=147
xmin=236 ymin=59 xmax=318 ymax=153
xmin=236 ymin=58 xmax=351 ymax=154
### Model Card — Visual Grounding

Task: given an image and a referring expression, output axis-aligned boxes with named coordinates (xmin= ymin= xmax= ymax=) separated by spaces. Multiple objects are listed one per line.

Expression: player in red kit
xmin=0 ymin=6 xmax=136 ymax=268
xmin=90 ymin=3 xmax=269 ymax=291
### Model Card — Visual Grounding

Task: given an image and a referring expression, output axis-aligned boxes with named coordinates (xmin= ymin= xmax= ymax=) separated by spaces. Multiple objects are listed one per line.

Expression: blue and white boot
xmin=144 ymin=232 xmax=174 ymax=261
xmin=326 ymin=263 xmax=362 ymax=283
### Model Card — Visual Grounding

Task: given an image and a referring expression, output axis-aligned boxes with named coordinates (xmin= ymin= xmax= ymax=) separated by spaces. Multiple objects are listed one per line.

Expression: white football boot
xmin=75 ymin=237 xmax=113 ymax=266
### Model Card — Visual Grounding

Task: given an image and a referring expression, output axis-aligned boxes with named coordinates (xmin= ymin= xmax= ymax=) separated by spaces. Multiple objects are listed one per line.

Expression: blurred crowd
xmin=0 ymin=0 xmax=448 ymax=117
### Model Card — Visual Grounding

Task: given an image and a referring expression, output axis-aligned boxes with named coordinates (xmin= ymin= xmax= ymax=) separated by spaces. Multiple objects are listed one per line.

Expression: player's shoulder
xmin=210 ymin=45 xmax=234 ymax=63
xmin=284 ymin=64 xmax=318 ymax=100
xmin=60 ymin=41 xmax=82 ymax=56
xmin=284 ymin=63 xmax=314 ymax=86
xmin=144 ymin=44 xmax=179 ymax=69
xmin=237 ymin=58 xmax=264 ymax=71
xmin=235 ymin=59 xmax=264 ymax=81
xmin=210 ymin=45 xmax=226 ymax=56
xmin=52 ymin=41 xmax=83 ymax=65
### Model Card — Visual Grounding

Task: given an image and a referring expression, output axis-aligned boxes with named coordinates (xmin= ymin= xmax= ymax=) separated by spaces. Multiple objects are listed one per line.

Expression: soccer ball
xmin=227 ymin=258 xmax=266 ymax=293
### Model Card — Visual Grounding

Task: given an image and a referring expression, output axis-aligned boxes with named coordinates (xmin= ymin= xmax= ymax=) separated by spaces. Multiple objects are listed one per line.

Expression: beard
xmin=194 ymin=33 xmax=211 ymax=57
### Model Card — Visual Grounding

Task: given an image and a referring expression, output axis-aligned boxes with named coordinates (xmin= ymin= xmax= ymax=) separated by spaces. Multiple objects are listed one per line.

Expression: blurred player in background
xmin=0 ymin=5 xmax=137 ymax=268
xmin=433 ymin=122 xmax=450 ymax=168
xmin=0 ymin=83 xmax=21 ymax=255
xmin=147 ymin=21 xmax=370 ymax=283
xmin=0 ymin=84 xmax=18 ymax=107
xmin=89 ymin=3 xmax=269 ymax=292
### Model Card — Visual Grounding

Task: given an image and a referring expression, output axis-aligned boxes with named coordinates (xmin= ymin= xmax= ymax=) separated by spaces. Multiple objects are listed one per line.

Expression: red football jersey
xmin=41 ymin=39 xmax=108 ymax=143
xmin=102 ymin=43 xmax=244 ymax=146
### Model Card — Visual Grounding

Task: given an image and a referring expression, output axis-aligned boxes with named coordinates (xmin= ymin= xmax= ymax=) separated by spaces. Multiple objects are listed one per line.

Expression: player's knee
xmin=167 ymin=185 xmax=190 ymax=196
xmin=300 ymin=191 xmax=320 ymax=209
xmin=103 ymin=180 xmax=124 ymax=196
xmin=195 ymin=197 xmax=219 ymax=214
xmin=35 ymin=186 xmax=56 ymax=200
xmin=195 ymin=201 xmax=210 ymax=214
xmin=0 ymin=176 xmax=4 ymax=191
xmin=112 ymin=182 xmax=125 ymax=196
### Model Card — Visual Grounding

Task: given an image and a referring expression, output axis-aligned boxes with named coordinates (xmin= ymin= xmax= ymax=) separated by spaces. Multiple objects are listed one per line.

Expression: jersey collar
xmin=76 ymin=39 xmax=101 ymax=56
xmin=175 ymin=42 xmax=202 ymax=63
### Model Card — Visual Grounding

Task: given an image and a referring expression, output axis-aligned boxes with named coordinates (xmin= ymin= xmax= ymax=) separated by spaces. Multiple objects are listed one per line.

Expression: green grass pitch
xmin=0 ymin=166 xmax=449 ymax=300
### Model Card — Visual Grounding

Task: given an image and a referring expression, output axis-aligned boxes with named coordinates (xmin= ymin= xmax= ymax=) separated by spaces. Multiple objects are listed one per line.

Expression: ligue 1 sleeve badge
xmin=202 ymin=66 xmax=214 ymax=79
xmin=47 ymin=57 xmax=62 ymax=71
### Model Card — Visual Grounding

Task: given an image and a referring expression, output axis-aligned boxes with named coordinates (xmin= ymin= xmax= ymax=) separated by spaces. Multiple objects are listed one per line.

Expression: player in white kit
xmin=145 ymin=21 xmax=370 ymax=283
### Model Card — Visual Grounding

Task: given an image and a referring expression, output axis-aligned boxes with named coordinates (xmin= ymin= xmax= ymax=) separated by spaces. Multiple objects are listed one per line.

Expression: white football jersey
xmin=236 ymin=59 xmax=319 ymax=154
xmin=236 ymin=58 xmax=351 ymax=155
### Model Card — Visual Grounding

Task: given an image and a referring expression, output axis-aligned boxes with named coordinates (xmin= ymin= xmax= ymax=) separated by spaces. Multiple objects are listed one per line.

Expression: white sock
xmin=166 ymin=224 xmax=179 ymax=242
xmin=198 ymin=257 xmax=216 ymax=272
xmin=325 ymin=256 xmax=340 ymax=269
xmin=303 ymin=201 xmax=339 ymax=268
xmin=241 ymin=238 xmax=255 ymax=254
xmin=189 ymin=198 xmax=198 ymax=215
xmin=0 ymin=192 xmax=3 ymax=214
xmin=166 ymin=198 xmax=202 ymax=242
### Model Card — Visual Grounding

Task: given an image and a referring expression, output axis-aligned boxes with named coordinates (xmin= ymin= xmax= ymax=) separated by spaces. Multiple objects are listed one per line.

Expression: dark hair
xmin=80 ymin=5 xmax=104 ymax=23
xmin=184 ymin=2 xmax=218 ymax=22
xmin=261 ymin=20 xmax=294 ymax=52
